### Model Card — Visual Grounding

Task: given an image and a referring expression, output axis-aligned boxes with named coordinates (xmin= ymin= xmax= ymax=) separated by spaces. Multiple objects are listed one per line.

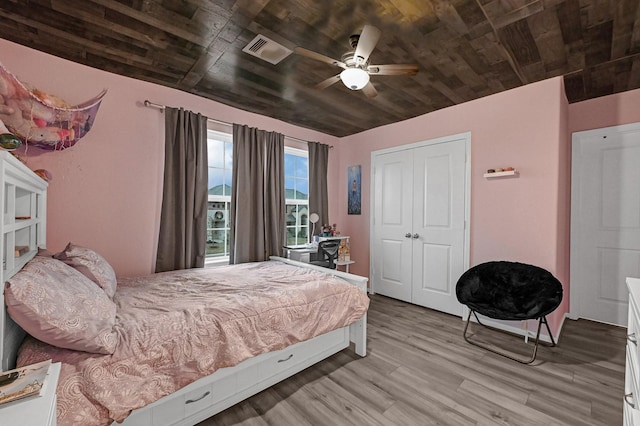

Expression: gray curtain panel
xmin=155 ymin=107 xmax=208 ymax=272
xmin=308 ymin=141 xmax=329 ymax=235
xmin=230 ymin=124 xmax=285 ymax=264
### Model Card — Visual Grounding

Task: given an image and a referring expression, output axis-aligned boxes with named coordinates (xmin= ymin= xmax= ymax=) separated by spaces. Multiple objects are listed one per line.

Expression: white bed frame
xmin=117 ymin=256 xmax=367 ymax=426
xmin=0 ymin=206 xmax=368 ymax=426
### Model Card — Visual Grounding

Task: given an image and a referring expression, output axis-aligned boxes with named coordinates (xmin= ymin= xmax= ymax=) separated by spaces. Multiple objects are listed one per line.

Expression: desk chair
xmin=310 ymin=240 xmax=340 ymax=269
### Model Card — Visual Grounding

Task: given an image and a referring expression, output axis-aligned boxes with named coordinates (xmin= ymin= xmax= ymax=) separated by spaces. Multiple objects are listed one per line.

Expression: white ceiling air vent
xmin=242 ymin=34 xmax=292 ymax=65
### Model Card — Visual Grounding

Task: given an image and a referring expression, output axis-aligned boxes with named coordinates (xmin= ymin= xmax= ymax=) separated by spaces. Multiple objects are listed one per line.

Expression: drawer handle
xmin=185 ymin=391 xmax=210 ymax=404
xmin=625 ymin=393 xmax=635 ymax=408
xmin=278 ymin=354 xmax=294 ymax=363
xmin=629 ymin=333 xmax=638 ymax=345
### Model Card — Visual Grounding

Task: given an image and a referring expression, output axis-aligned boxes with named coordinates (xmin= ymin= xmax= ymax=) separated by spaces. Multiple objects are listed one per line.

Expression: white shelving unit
xmin=319 ymin=236 xmax=354 ymax=272
xmin=0 ymin=151 xmax=48 ymax=371
xmin=334 ymin=259 xmax=355 ymax=273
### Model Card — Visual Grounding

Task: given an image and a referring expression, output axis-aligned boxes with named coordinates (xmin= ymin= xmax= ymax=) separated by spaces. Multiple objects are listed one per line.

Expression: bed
xmin=2 ymin=248 xmax=368 ymax=426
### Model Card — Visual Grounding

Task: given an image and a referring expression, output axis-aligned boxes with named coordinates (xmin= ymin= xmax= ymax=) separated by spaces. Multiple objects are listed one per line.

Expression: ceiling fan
xmin=294 ymin=25 xmax=418 ymax=98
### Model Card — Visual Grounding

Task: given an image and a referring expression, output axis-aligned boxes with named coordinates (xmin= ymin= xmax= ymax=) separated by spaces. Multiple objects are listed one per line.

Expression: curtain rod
xmin=143 ymin=100 xmax=328 ymax=147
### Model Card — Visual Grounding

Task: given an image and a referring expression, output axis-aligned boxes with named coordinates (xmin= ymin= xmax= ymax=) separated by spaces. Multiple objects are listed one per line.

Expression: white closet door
xmin=372 ymin=148 xmax=414 ymax=302
xmin=571 ymin=123 xmax=640 ymax=326
xmin=371 ymin=133 xmax=469 ymax=315
xmin=410 ymin=140 xmax=466 ymax=316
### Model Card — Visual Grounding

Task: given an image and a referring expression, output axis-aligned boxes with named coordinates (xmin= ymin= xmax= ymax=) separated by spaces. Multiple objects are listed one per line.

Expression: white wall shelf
xmin=484 ymin=170 xmax=519 ymax=178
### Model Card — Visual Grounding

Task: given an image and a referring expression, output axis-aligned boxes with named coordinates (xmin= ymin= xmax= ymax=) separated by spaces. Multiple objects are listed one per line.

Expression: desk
xmin=284 ymin=238 xmax=355 ymax=273
xmin=283 ymin=245 xmax=316 ymax=263
xmin=318 ymin=235 xmax=350 ymax=242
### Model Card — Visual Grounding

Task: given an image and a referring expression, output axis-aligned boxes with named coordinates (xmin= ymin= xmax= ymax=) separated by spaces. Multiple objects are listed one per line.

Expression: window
xmin=206 ymin=133 xmax=310 ymax=260
xmin=285 ymin=147 xmax=309 ymax=246
xmin=206 ymin=130 xmax=232 ymax=259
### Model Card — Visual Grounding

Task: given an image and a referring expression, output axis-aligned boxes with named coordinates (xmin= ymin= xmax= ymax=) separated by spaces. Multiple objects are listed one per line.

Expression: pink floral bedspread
xmin=17 ymin=261 xmax=369 ymax=426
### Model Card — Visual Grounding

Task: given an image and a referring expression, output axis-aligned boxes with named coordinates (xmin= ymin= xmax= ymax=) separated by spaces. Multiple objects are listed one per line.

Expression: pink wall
xmin=332 ymin=84 xmax=640 ymax=334
xmin=334 ymin=78 xmax=568 ymax=274
xmin=568 ymin=87 xmax=640 ymax=134
xmin=332 ymin=77 xmax=570 ymax=334
xmin=1 ymin=38 xmax=338 ymax=277
xmin=553 ymin=90 xmax=571 ymax=326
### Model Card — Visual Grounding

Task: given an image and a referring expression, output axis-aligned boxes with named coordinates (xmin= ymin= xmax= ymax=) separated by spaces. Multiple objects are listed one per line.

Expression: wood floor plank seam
xmin=199 ymin=295 xmax=625 ymax=426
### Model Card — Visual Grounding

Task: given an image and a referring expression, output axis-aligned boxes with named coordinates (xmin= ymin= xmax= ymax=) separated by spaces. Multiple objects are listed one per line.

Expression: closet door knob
xmin=405 ymin=233 xmax=412 ymax=238
xmin=412 ymin=233 xmax=420 ymax=239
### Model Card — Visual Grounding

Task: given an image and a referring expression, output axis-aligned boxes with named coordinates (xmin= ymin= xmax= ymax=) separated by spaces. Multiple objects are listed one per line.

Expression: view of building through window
xmin=285 ymin=148 xmax=309 ymax=246
xmin=207 ymin=131 xmax=309 ymax=259
xmin=206 ymin=131 xmax=232 ymax=258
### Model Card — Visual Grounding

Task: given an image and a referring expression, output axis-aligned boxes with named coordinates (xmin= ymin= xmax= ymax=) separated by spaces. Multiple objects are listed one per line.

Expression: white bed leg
xmin=350 ymin=314 xmax=367 ymax=357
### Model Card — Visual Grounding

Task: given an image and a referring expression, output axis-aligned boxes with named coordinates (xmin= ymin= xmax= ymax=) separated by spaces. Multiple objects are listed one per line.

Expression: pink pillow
xmin=5 ymin=256 xmax=118 ymax=354
xmin=54 ymin=243 xmax=117 ymax=299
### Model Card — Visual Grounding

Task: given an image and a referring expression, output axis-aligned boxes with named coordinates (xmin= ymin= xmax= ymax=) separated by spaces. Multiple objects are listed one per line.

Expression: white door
xmin=371 ymin=133 xmax=469 ymax=316
xmin=410 ymin=141 xmax=466 ymax=316
xmin=371 ymin=148 xmax=414 ymax=302
xmin=571 ymin=122 xmax=640 ymax=326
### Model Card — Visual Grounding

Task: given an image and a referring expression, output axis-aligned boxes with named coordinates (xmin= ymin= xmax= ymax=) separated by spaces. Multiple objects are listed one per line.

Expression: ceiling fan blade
xmin=315 ymin=74 xmax=342 ymax=90
xmin=361 ymin=81 xmax=378 ymax=98
xmin=354 ymin=25 xmax=381 ymax=66
xmin=368 ymin=64 xmax=419 ymax=76
xmin=293 ymin=47 xmax=346 ymax=68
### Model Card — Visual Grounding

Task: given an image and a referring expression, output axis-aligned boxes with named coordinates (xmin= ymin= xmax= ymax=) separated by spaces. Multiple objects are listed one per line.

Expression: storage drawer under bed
xmin=117 ymin=326 xmax=350 ymax=426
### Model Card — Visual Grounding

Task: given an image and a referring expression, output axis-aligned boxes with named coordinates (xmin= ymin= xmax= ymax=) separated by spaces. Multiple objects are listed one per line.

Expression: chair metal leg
xmin=462 ymin=310 xmax=556 ymax=364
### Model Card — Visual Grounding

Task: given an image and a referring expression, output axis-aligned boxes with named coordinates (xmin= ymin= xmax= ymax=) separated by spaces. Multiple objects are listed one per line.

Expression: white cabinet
xmin=370 ymin=134 xmax=469 ymax=317
xmin=625 ymin=277 xmax=640 ymax=425
xmin=0 ymin=151 xmax=48 ymax=371
xmin=0 ymin=362 xmax=60 ymax=426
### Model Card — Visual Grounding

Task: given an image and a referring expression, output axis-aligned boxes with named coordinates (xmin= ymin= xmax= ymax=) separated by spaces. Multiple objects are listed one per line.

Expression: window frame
xmin=205 ymin=130 xmax=233 ymax=265
xmin=284 ymin=146 xmax=310 ymax=247
xmin=205 ymin=132 xmax=311 ymax=265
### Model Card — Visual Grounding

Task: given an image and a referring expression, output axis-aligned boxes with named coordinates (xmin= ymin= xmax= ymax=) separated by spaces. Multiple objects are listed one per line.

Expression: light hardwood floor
xmin=199 ymin=294 xmax=626 ymax=426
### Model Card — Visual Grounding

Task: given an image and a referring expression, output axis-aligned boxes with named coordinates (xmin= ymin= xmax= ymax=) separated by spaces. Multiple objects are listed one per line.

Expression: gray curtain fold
xmin=308 ymin=141 xmax=329 ymax=236
xmin=230 ymin=124 xmax=285 ymax=264
xmin=155 ymin=107 xmax=208 ymax=272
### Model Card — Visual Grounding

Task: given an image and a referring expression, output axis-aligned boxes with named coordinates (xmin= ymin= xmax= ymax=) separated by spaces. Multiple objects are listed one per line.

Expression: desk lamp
xmin=309 ymin=212 xmax=319 ymax=244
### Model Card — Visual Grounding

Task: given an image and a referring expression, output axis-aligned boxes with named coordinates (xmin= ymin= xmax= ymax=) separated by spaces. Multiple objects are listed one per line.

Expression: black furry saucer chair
xmin=455 ymin=261 xmax=563 ymax=364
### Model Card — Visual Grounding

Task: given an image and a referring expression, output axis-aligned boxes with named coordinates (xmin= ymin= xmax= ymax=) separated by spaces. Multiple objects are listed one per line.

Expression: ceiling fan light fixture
xmin=340 ymin=68 xmax=369 ymax=90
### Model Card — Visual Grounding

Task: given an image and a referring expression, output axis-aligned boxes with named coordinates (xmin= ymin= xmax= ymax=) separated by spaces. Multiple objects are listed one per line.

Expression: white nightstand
xmin=1 ymin=362 xmax=61 ymax=426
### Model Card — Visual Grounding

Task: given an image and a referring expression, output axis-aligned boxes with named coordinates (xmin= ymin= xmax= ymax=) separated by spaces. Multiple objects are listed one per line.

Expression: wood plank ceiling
xmin=0 ymin=0 xmax=638 ymax=137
